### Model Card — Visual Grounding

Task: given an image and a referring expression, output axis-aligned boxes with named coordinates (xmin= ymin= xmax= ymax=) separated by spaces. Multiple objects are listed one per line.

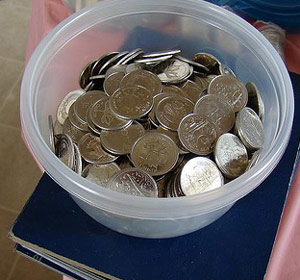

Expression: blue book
xmin=10 ymin=72 xmax=300 ymax=280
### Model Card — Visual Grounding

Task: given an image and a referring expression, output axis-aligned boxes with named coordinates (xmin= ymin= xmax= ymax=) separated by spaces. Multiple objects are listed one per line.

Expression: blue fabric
xmin=11 ymin=73 xmax=300 ymax=280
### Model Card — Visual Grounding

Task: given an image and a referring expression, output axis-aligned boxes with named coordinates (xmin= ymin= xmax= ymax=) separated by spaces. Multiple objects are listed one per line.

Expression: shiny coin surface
xmin=208 ymin=75 xmax=248 ymax=113
xmin=63 ymin=117 xmax=87 ymax=144
xmin=91 ymin=52 xmax=119 ymax=76
xmin=78 ymin=133 xmax=118 ymax=164
xmin=142 ymin=49 xmax=181 ymax=58
xmin=74 ymin=90 xmax=107 ymax=123
xmin=54 ymin=120 xmax=63 ymax=135
xmin=79 ymin=59 xmax=97 ymax=89
xmin=86 ymin=109 xmax=102 ymax=135
xmin=107 ymin=168 xmax=158 ymax=197
xmin=192 ymin=75 xmax=214 ymax=94
xmin=125 ymin=63 xmax=143 ymax=74
xmin=98 ymin=51 xmax=129 ymax=74
xmin=110 ymin=85 xmax=153 ymax=119
xmin=220 ymin=64 xmax=236 ymax=76
xmin=105 ymin=64 xmax=127 ymax=78
xmin=55 ymin=134 xmax=74 ymax=168
xmin=72 ymin=143 xmax=82 ymax=174
xmin=82 ymin=163 xmax=121 ymax=187
xmin=178 ymin=113 xmax=218 ymax=155
xmin=246 ymin=81 xmax=265 ymax=122
xmin=48 ymin=115 xmax=55 ymax=153
xmin=235 ymin=107 xmax=264 ymax=150
xmin=116 ymin=49 xmax=143 ymax=65
xmin=68 ymin=103 xmax=91 ymax=132
xmin=103 ymin=72 xmax=124 ymax=96
xmin=135 ymin=55 xmax=173 ymax=65
xmin=161 ymin=85 xmax=186 ymax=97
xmin=120 ymin=69 xmax=162 ymax=96
xmin=175 ymin=55 xmax=209 ymax=73
xmin=192 ymin=52 xmax=221 ymax=74
xmin=90 ymin=97 xmax=132 ymax=130
xmin=156 ymin=95 xmax=194 ymax=131
xmin=100 ymin=121 xmax=145 ymax=155
xmin=131 ymin=132 xmax=179 ymax=176
xmin=156 ymin=58 xmax=192 ymax=84
xmin=180 ymin=157 xmax=223 ymax=196
xmin=194 ymin=94 xmax=235 ymax=134
xmin=57 ymin=89 xmax=85 ymax=125
xmin=156 ymin=126 xmax=189 ymax=154
xmin=181 ymin=80 xmax=203 ymax=103
xmin=214 ymin=133 xmax=248 ymax=179
xmin=246 ymin=149 xmax=261 ymax=171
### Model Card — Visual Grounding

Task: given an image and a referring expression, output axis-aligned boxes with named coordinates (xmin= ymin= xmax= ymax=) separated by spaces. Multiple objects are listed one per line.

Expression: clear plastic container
xmin=20 ymin=0 xmax=294 ymax=238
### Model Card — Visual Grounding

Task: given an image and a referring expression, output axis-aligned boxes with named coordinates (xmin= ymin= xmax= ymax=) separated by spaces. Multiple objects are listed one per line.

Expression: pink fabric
xmin=25 ymin=1 xmax=300 ymax=279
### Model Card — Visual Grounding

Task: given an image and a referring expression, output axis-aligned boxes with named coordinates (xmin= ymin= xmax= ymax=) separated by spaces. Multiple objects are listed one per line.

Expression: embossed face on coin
xmin=208 ymin=75 xmax=248 ymax=113
xmin=178 ymin=113 xmax=218 ymax=155
xmin=110 ymin=85 xmax=153 ymax=119
xmin=82 ymin=163 xmax=121 ymax=187
xmin=156 ymin=95 xmax=194 ymax=131
xmin=214 ymin=133 xmax=248 ymax=179
xmin=100 ymin=121 xmax=145 ymax=155
xmin=78 ymin=133 xmax=118 ymax=164
xmin=235 ymin=107 xmax=264 ymax=150
xmin=131 ymin=132 xmax=179 ymax=176
xmin=180 ymin=157 xmax=224 ymax=196
xmin=89 ymin=96 xmax=132 ymax=130
xmin=194 ymin=94 xmax=235 ymax=134
xmin=107 ymin=168 xmax=158 ymax=197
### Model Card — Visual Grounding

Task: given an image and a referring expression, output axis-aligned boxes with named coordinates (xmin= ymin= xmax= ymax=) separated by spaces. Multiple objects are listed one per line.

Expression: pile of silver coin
xmin=50 ymin=48 xmax=265 ymax=198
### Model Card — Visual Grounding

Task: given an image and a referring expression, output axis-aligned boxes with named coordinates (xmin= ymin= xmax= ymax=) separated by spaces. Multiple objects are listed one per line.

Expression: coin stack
xmin=50 ymin=48 xmax=265 ymax=198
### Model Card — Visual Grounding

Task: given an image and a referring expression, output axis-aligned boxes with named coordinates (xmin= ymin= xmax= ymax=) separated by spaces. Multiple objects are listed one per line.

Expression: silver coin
xmin=72 ymin=143 xmax=82 ymax=174
xmin=246 ymin=81 xmax=265 ymax=122
xmin=68 ymin=103 xmax=91 ymax=132
xmin=107 ymin=168 xmax=158 ymax=197
xmin=82 ymin=163 xmax=121 ymax=187
xmin=175 ymin=55 xmax=209 ymax=73
xmin=134 ymin=55 xmax=173 ymax=65
xmin=192 ymin=75 xmax=214 ymax=95
xmin=131 ymin=132 xmax=179 ymax=176
xmin=78 ymin=133 xmax=118 ymax=164
xmin=56 ymin=89 xmax=85 ymax=125
xmin=63 ymin=117 xmax=87 ymax=144
xmin=207 ymin=75 xmax=248 ymax=113
xmin=55 ymin=134 xmax=74 ymax=168
xmin=219 ymin=64 xmax=236 ymax=76
xmin=214 ymin=133 xmax=248 ymax=179
xmin=53 ymin=120 xmax=63 ymax=135
xmin=103 ymin=72 xmax=124 ymax=96
xmin=98 ymin=51 xmax=129 ymax=75
xmin=86 ymin=108 xmax=102 ymax=135
xmin=142 ymin=49 xmax=181 ymax=58
xmin=235 ymin=107 xmax=264 ymax=150
xmin=155 ymin=95 xmax=194 ymax=131
xmin=119 ymin=156 xmax=134 ymax=170
xmin=161 ymin=85 xmax=187 ymax=98
xmin=106 ymin=64 xmax=127 ymax=78
xmin=120 ymin=69 xmax=162 ymax=97
xmin=180 ymin=157 xmax=223 ymax=196
xmin=192 ymin=52 xmax=221 ymax=74
xmin=100 ymin=121 xmax=145 ymax=155
xmin=194 ymin=94 xmax=235 ymax=134
xmin=156 ymin=58 xmax=192 ymax=84
xmin=178 ymin=113 xmax=218 ymax=156
xmin=117 ymin=49 xmax=144 ymax=65
xmin=79 ymin=59 xmax=98 ymax=89
xmin=74 ymin=90 xmax=108 ymax=123
xmin=125 ymin=63 xmax=143 ymax=74
xmin=91 ymin=52 xmax=121 ymax=76
xmin=48 ymin=115 xmax=55 ymax=153
xmin=246 ymin=149 xmax=261 ymax=171
xmin=110 ymin=85 xmax=153 ymax=119
xmin=89 ymin=74 xmax=106 ymax=81
xmin=181 ymin=80 xmax=203 ymax=103
xmin=83 ymin=81 xmax=95 ymax=92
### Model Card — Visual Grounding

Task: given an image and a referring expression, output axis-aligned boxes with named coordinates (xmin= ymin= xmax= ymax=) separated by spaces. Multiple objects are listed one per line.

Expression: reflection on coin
xmin=98 ymin=51 xmax=129 ymax=75
xmin=181 ymin=80 xmax=203 ymax=103
xmin=194 ymin=94 xmax=235 ymax=134
xmin=103 ymin=72 xmax=124 ymax=96
xmin=82 ymin=163 xmax=121 ymax=187
xmin=116 ymin=49 xmax=143 ymax=65
xmin=178 ymin=113 xmax=218 ymax=155
xmin=135 ymin=55 xmax=173 ymax=65
xmin=63 ymin=118 xmax=87 ymax=144
xmin=246 ymin=81 xmax=265 ymax=122
xmin=110 ymin=86 xmax=153 ymax=119
xmin=48 ymin=115 xmax=55 ymax=153
xmin=214 ymin=133 xmax=248 ymax=179
xmin=156 ymin=95 xmax=194 ymax=131
xmin=208 ymin=75 xmax=248 ymax=113
xmin=68 ymin=103 xmax=91 ymax=132
xmin=235 ymin=107 xmax=264 ymax=150
xmin=220 ymin=64 xmax=236 ymax=76
xmin=100 ymin=121 xmax=145 ymax=155
xmin=54 ymin=120 xmax=63 ymax=135
xmin=120 ymin=69 xmax=162 ymax=96
xmin=107 ymin=168 xmax=158 ymax=197
xmin=175 ymin=55 xmax=209 ymax=73
xmin=91 ymin=52 xmax=119 ymax=76
xmin=79 ymin=59 xmax=97 ymax=89
xmin=78 ymin=133 xmax=118 ymax=164
xmin=57 ymin=89 xmax=85 ymax=125
xmin=180 ymin=157 xmax=223 ymax=195
xmin=192 ymin=52 xmax=221 ymax=74
xmin=105 ymin=64 xmax=127 ymax=78
xmin=131 ymin=132 xmax=179 ymax=176
xmin=125 ymin=63 xmax=143 ymax=74
xmin=142 ymin=49 xmax=181 ymax=58
xmin=72 ymin=143 xmax=82 ymax=174
xmin=55 ymin=134 xmax=74 ymax=168
xmin=156 ymin=126 xmax=189 ymax=154
xmin=246 ymin=149 xmax=261 ymax=171
xmin=156 ymin=58 xmax=192 ymax=84
xmin=74 ymin=90 xmax=107 ymax=123
xmin=90 ymin=96 xmax=132 ymax=130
